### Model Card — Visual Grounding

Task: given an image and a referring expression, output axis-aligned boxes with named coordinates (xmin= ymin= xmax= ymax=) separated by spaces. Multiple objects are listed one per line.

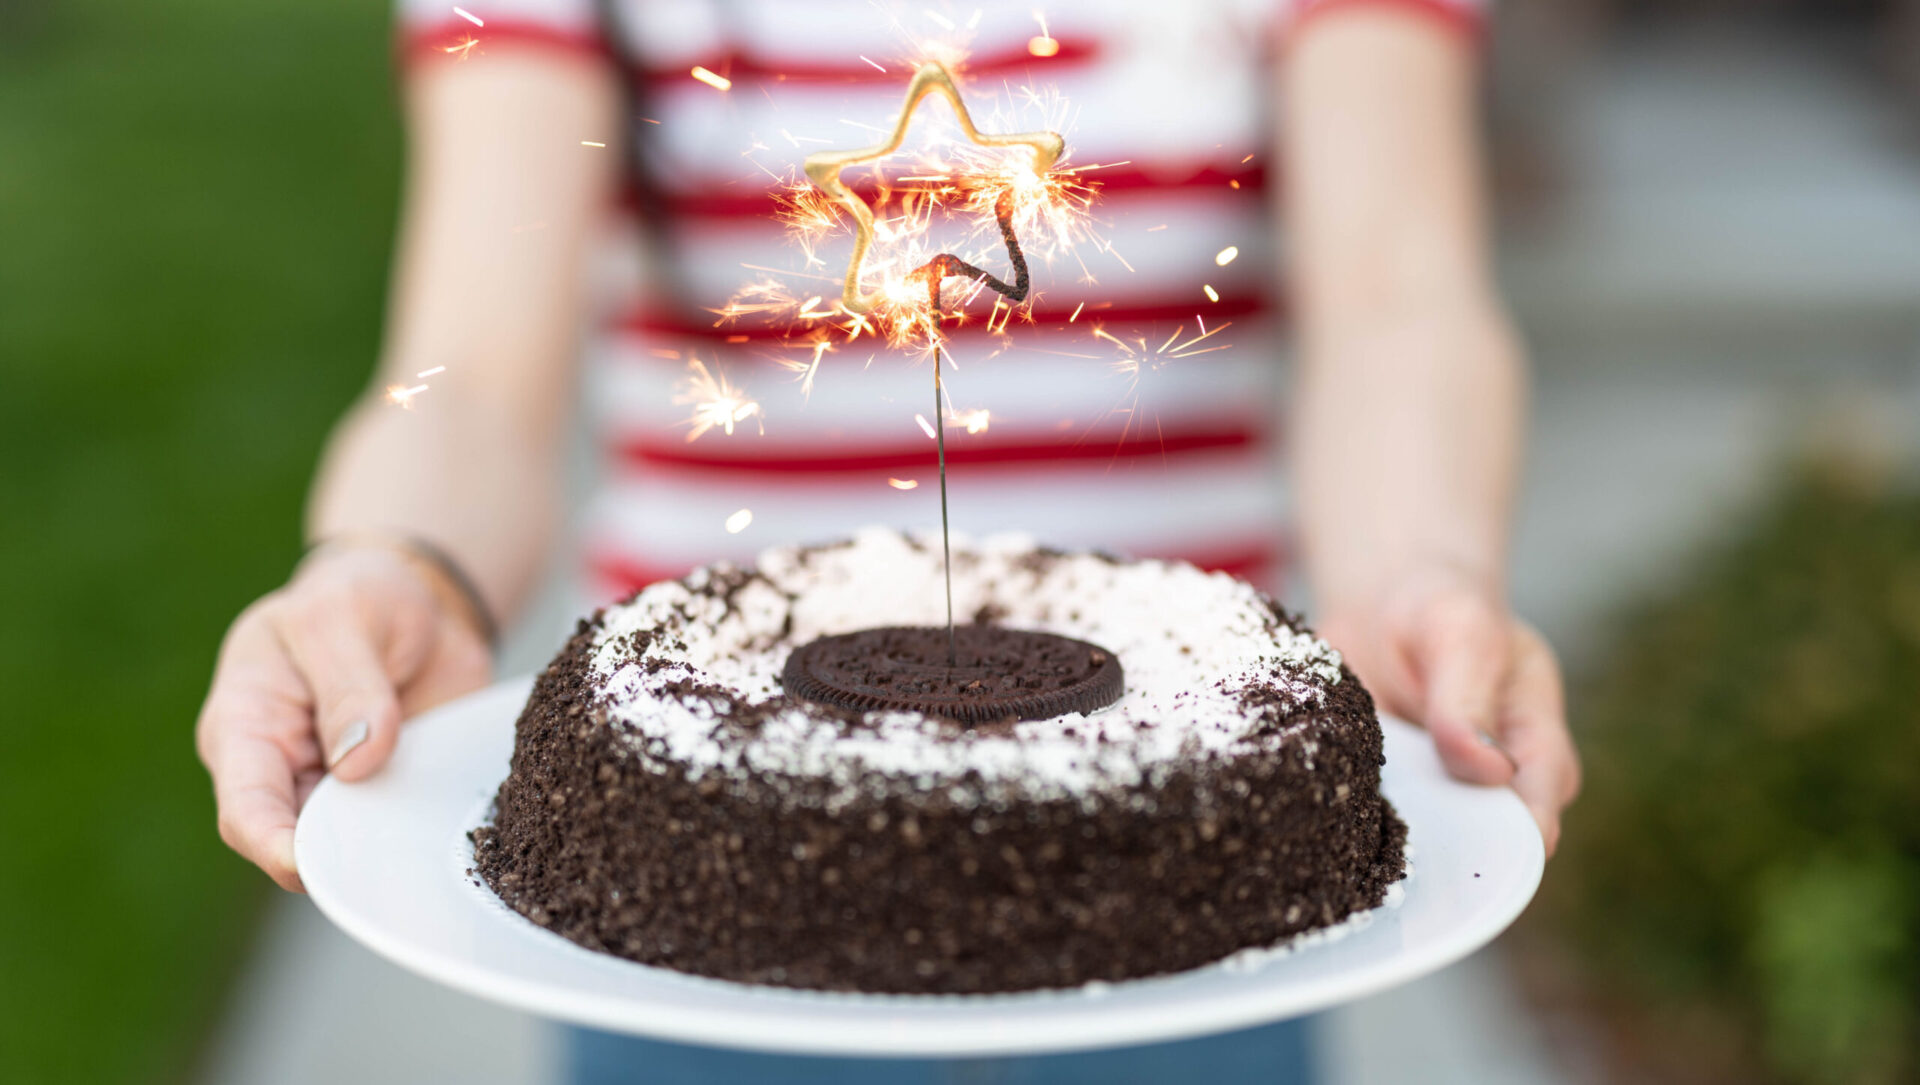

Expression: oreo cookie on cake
xmin=783 ymin=625 xmax=1124 ymax=724
xmin=473 ymin=528 xmax=1406 ymax=994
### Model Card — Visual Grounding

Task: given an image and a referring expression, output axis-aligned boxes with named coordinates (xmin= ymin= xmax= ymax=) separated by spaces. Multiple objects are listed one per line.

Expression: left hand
xmin=1319 ymin=567 xmax=1581 ymax=856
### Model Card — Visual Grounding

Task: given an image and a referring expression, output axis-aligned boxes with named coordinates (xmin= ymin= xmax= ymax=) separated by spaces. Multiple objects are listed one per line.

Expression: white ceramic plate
xmin=296 ymin=677 xmax=1542 ymax=1058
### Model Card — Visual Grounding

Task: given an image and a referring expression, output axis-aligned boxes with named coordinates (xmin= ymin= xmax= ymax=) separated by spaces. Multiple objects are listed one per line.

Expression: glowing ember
xmin=674 ymin=358 xmax=763 ymax=442
xmin=1215 ymin=246 xmax=1239 ymax=267
xmin=1028 ymin=36 xmax=1060 ymax=57
xmin=952 ymin=407 xmax=991 ymax=434
xmin=887 ymin=478 xmax=920 ymax=490
xmin=385 ymin=383 xmax=429 ymax=409
xmin=691 ymin=66 xmax=732 ymax=92
xmin=725 ymin=508 xmax=753 ymax=534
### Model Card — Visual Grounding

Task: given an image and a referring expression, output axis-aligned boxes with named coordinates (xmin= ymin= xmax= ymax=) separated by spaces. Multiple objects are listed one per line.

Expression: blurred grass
xmin=0 ymin=2 xmax=400 ymax=1081
xmin=1526 ymin=459 xmax=1920 ymax=1085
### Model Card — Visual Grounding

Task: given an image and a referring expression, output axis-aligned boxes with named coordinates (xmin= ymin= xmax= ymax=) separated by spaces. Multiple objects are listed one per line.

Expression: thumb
xmin=1415 ymin=597 xmax=1519 ymax=786
xmin=273 ymin=597 xmax=407 ymax=782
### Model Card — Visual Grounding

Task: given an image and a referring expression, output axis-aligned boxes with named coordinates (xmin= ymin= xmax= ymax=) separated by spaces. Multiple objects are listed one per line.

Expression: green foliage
xmin=0 ymin=2 xmax=400 ymax=1081
xmin=1537 ymin=463 xmax=1920 ymax=1085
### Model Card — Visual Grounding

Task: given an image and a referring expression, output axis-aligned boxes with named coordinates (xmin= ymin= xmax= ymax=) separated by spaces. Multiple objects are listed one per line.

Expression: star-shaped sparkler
xmin=803 ymin=60 xmax=1064 ymax=316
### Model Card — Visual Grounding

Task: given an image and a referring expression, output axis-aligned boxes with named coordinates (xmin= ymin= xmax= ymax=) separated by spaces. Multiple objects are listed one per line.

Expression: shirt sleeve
xmin=395 ymin=0 xmax=609 ymax=65
xmin=1283 ymin=0 xmax=1488 ymax=38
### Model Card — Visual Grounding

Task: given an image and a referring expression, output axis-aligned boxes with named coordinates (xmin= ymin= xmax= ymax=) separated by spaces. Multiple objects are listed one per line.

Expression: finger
xmin=211 ymin=730 xmax=306 ymax=892
xmin=1318 ymin=614 xmax=1425 ymax=724
xmin=294 ymin=768 xmax=325 ymax=809
xmin=395 ymin=615 xmax=495 ymax=719
xmin=1500 ymin=625 xmax=1579 ymax=857
xmin=272 ymin=598 xmax=404 ymax=782
xmin=1416 ymin=597 xmax=1519 ymax=785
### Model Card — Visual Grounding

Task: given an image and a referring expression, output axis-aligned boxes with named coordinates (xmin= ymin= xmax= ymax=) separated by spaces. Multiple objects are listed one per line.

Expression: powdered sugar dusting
xmin=588 ymin=528 xmax=1344 ymax=804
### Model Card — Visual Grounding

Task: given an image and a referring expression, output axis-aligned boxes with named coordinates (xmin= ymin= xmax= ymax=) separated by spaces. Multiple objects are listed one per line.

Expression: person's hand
xmin=195 ymin=544 xmax=493 ymax=890
xmin=1318 ymin=566 xmax=1580 ymax=856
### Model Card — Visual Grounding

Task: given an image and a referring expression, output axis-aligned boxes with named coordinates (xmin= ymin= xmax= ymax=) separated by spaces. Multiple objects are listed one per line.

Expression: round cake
xmin=474 ymin=528 xmax=1407 ymax=994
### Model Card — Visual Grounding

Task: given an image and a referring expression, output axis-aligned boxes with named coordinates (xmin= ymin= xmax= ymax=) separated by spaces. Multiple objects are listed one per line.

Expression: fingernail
xmin=1477 ymin=729 xmax=1520 ymax=772
xmin=327 ymin=719 xmax=370 ymax=769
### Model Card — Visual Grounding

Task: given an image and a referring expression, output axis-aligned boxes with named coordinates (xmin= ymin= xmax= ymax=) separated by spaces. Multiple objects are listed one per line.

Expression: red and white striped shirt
xmin=398 ymin=0 xmax=1485 ymax=604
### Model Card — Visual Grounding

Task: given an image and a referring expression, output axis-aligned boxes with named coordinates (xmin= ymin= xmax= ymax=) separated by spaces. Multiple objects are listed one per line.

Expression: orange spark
xmin=385 ymin=384 xmax=429 ymax=409
xmin=674 ymin=358 xmax=763 ymax=441
xmin=442 ymin=35 xmax=480 ymax=60
xmin=1203 ymin=284 xmax=1219 ymax=303
xmin=773 ymin=335 xmax=834 ymax=400
xmin=888 ymin=478 xmax=920 ymax=490
xmin=951 ymin=407 xmax=991 ymax=434
xmin=1031 ymin=9 xmax=1059 ymax=55
xmin=691 ymin=66 xmax=732 ymax=92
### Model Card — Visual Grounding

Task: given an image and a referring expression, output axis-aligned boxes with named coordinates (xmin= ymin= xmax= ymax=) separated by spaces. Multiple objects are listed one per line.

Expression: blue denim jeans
xmin=567 ymin=1015 xmax=1314 ymax=1084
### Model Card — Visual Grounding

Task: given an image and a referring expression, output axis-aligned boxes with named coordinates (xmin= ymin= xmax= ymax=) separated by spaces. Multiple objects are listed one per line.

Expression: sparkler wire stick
xmin=802 ymin=59 xmax=1066 ymax=669
xmin=934 ymin=343 xmax=957 ymax=667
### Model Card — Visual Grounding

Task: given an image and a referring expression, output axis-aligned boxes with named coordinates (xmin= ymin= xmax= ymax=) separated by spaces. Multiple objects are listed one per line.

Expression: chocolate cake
xmin=473 ymin=528 xmax=1406 ymax=994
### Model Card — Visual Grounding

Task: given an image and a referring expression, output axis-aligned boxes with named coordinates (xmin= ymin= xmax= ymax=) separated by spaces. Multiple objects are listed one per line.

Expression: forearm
xmin=308 ymin=390 xmax=562 ymax=626
xmin=1294 ymin=288 xmax=1522 ymax=614
xmin=306 ymin=48 xmax=620 ymax=624
xmin=1281 ymin=8 xmax=1522 ymax=615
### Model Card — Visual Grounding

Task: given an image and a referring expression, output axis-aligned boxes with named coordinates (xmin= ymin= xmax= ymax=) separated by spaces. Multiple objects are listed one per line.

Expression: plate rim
xmin=296 ymin=676 xmax=1544 ymax=1057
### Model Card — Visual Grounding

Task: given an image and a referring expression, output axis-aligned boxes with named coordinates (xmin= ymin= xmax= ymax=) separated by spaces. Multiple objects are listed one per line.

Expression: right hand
xmin=195 ymin=544 xmax=493 ymax=891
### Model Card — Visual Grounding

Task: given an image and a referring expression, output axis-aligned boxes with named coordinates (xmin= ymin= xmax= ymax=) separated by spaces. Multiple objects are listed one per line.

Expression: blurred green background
xmin=0 ymin=2 xmax=398 ymax=1081
xmin=1522 ymin=462 xmax=1920 ymax=1085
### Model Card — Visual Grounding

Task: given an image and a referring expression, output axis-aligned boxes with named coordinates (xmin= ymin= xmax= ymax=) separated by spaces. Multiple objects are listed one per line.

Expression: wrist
xmin=302 ymin=533 xmax=500 ymax=649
